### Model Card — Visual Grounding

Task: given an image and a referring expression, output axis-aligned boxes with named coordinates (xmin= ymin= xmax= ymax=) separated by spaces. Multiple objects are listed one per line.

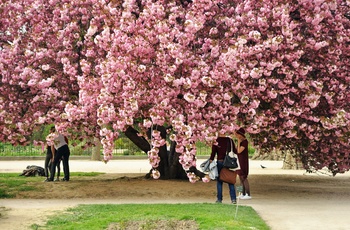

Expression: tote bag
xmin=223 ymin=138 xmax=241 ymax=170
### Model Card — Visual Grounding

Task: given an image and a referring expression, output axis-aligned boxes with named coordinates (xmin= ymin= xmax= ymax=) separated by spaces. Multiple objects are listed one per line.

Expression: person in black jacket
xmin=210 ymin=132 xmax=237 ymax=204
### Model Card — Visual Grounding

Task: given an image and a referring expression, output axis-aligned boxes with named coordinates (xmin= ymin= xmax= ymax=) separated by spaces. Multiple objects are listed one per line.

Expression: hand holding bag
xmin=223 ymin=138 xmax=240 ymax=170
xmin=219 ymin=167 xmax=237 ymax=184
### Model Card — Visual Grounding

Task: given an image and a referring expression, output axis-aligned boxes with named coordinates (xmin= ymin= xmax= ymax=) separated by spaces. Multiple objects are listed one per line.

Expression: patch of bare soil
xmin=12 ymin=173 xmax=350 ymax=201
xmin=14 ymin=173 xmax=217 ymax=200
xmin=107 ymin=220 xmax=199 ymax=230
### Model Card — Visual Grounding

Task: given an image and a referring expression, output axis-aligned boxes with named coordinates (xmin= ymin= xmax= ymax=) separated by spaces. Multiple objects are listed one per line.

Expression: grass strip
xmin=34 ymin=203 xmax=269 ymax=230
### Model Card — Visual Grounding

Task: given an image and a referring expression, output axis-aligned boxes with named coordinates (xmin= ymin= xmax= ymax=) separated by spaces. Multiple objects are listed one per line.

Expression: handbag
xmin=223 ymin=138 xmax=240 ymax=170
xmin=219 ymin=167 xmax=237 ymax=184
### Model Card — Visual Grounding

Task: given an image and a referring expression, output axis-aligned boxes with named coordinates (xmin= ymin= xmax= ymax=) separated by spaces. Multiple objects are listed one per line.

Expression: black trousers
xmin=50 ymin=145 xmax=70 ymax=181
xmin=45 ymin=152 xmax=60 ymax=178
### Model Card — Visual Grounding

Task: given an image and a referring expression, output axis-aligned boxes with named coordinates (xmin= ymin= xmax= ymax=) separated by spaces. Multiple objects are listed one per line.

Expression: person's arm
xmin=64 ymin=136 xmax=69 ymax=145
xmin=237 ymin=140 xmax=245 ymax=154
xmin=209 ymin=145 xmax=217 ymax=162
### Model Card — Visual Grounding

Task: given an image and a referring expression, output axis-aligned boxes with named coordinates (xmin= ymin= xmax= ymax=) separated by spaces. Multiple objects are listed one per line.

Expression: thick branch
xmin=124 ymin=126 xmax=151 ymax=153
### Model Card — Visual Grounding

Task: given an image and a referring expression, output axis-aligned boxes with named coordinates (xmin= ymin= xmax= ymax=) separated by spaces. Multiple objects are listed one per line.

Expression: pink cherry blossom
xmin=0 ymin=0 xmax=349 ymax=177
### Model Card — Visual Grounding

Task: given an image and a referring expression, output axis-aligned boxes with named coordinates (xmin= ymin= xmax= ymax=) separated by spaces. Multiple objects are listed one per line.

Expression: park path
xmin=1 ymin=158 xmax=350 ymax=230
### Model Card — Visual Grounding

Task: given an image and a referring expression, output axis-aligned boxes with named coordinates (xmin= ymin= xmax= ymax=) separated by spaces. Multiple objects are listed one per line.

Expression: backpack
xmin=20 ymin=165 xmax=46 ymax=177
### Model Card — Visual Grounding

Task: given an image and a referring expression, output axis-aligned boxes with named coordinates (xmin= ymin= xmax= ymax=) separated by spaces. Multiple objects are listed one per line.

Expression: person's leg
xmin=62 ymin=145 xmax=70 ymax=181
xmin=49 ymin=157 xmax=59 ymax=181
xmin=66 ymin=148 xmax=70 ymax=180
xmin=56 ymin=159 xmax=61 ymax=181
xmin=216 ymin=161 xmax=223 ymax=202
xmin=228 ymin=183 xmax=236 ymax=203
xmin=239 ymin=175 xmax=246 ymax=195
xmin=44 ymin=155 xmax=50 ymax=179
xmin=216 ymin=180 xmax=223 ymax=202
xmin=49 ymin=149 xmax=63 ymax=181
xmin=243 ymin=178 xmax=250 ymax=196
xmin=239 ymin=175 xmax=251 ymax=199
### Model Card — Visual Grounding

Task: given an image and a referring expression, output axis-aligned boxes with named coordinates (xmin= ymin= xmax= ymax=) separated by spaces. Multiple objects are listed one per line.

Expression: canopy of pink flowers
xmin=0 ymin=0 xmax=349 ymax=176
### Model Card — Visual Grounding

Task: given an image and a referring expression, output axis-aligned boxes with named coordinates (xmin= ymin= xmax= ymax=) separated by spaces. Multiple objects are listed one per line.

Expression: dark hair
xmin=236 ymin=128 xmax=245 ymax=136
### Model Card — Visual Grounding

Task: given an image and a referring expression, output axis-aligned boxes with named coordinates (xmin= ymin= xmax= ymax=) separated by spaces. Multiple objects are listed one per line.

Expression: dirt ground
xmin=8 ymin=173 xmax=350 ymax=201
xmin=1 ymin=172 xmax=350 ymax=230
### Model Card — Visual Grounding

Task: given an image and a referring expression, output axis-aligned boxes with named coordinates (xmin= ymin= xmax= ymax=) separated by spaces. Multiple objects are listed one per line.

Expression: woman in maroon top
xmin=235 ymin=128 xmax=251 ymax=199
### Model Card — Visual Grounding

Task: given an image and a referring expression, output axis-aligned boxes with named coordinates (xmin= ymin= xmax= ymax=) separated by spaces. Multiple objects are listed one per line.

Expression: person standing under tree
xmin=47 ymin=126 xmax=70 ymax=182
xmin=210 ymin=131 xmax=237 ymax=204
xmin=43 ymin=141 xmax=61 ymax=182
xmin=234 ymin=127 xmax=251 ymax=200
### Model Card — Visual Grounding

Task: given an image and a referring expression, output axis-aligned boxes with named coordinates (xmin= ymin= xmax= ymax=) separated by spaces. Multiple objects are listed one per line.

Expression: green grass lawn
xmin=33 ymin=203 xmax=269 ymax=230
xmin=0 ymin=172 xmax=102 ymax=198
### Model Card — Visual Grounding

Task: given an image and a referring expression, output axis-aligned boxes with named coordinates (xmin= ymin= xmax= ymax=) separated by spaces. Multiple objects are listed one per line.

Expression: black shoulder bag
xmin=223 ymin=138 xmax=240 ymax=170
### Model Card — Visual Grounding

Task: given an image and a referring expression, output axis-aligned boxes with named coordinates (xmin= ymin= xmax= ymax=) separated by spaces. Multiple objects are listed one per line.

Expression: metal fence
xmin=0 ymin=140 xmax=211 ymax=157
xmin=0 ymin=143 xmax=89 ymax=157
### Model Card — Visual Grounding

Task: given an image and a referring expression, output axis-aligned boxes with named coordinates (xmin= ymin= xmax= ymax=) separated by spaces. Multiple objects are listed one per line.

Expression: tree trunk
xmin=124 ymin=126 xmax=204 ymax=180
xmin=283 ymin=151 xmax=303 ymax=170
xmin=91 ymin=137 xmax=101 ymax=161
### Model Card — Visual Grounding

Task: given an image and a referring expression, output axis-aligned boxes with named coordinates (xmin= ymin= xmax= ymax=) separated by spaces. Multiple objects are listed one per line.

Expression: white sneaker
xmin=238 ymin=194 xmax=245 ymax=199
xmin=240 ymin=194 xmax=252 ymax=200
